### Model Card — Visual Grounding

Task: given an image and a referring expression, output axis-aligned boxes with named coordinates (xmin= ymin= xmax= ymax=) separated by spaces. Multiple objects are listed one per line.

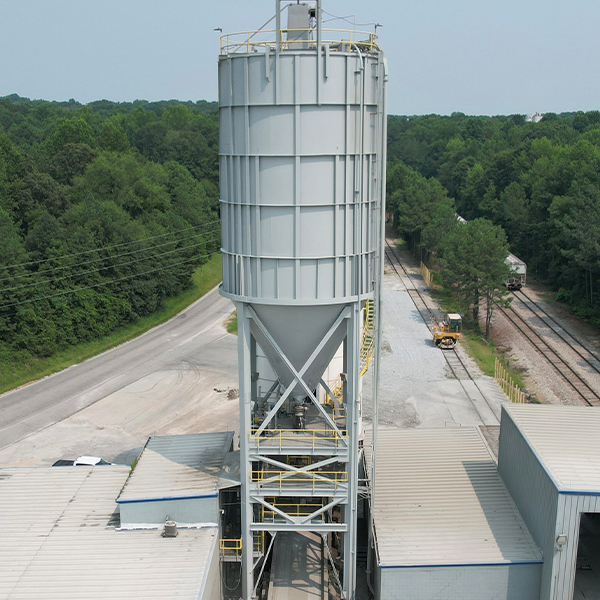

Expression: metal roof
xmin=365 ymin=427 xmax=542 ymax=568
xmin=504 ymin=405 xmax=600 ymax=494
xmin=506 ymin=252 xmax=526 ymax=268
xmin=0 ymin=466 xmax=217 ymax=599
xmin=118 ymin=431 xmax=234 ymax=503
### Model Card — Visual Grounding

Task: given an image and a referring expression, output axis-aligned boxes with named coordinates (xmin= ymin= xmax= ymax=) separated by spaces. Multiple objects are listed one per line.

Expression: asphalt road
xmin=0 ymin=286 xmax=238 ymax=456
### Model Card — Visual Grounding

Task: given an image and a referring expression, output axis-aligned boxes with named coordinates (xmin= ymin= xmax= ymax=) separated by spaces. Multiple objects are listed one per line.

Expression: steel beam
xmin=237 ymin=302 xmax=255 ymax=600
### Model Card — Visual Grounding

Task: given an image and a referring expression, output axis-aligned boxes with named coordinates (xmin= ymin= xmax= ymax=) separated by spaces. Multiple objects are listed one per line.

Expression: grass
xmin=0 ymin=254 xmax=222 ymax=396
xmin=225 ymin=310 xmax=238 ymax=335
xmin=460 ymin=331 xmax=526 ymax=389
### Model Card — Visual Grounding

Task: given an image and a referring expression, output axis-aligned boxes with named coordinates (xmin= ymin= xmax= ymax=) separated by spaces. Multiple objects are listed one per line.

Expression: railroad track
xmin=384 ymin=238 xmax=503 ymax=429
xmin=496 ymin=298 xmax=600 ymax=407
xmin=512 ymin=290 xmax=600 ymax=375
xmin=384 ymin=240 xmax=471 ymax=381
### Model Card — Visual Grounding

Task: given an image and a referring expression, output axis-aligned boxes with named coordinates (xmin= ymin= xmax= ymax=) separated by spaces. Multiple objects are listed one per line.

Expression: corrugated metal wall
xmin=378 ymin=565 xmax=541 ymax=600
xmin=119 ymin=496 xmax=219 ymax=527
xmin=553 ymin=494 xmax=600 ymax=600
xmin=199 ymin=534 xmax=222 ymax=600
xmin=499 ymin=409 xmax=600 ymax=600
xmin=499 ymin=411 xmax=559 ymax=600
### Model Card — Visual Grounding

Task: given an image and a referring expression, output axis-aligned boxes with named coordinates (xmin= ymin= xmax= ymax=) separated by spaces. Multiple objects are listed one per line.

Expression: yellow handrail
xmin=220 ymin=28 xmax=380 ymax=55
xmin=220 ymin=538 xmax=242 ymax=557
xmin=220 ymin=533 xmax=264 ymax=556
xmin=249 ymin=428 xmax=347 ymax=450
xmin=325 ymin=300 xmax=375 ymax=404
xmin=262 ymin=501 xmax=326 ymax=521
xmin=251 ymin=470 xmax=348 ymax=490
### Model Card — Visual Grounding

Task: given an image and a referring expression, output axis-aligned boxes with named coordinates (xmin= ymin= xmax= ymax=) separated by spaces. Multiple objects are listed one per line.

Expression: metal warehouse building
xmin=367 ymin=427 xmax=543 ymax=600
xmin=499 ymin=405 xmax=600 ymax=600
xmin=0 ymin=465 xmax=220 ymax=599
xmin=117 ymin=431 xmax=237 ymax=528
xmin=0 ymin=431 xmax=242 ymax=599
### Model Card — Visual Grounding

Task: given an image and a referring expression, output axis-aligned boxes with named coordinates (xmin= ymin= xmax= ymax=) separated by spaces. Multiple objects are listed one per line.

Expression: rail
xmin=220 ymin=533 xmax=264 ymax=557
xmin=384 ymin=238 xmax=502 ymax=424
xmin=325 ymin=299 xmax=374 ymax=403
xmin=512 ymin=289 xmax=600 ymax=375
xmin=249 ymin=428 xmax=348 ymax=450
xmin=494 ymin=300 xmax=600 ymax=407
xmin=220 ymin=28 xmax=379 ymax=55
xmin=251 ymin=470 xmax=348 ymax=490
xmin=262 ymin=502 xmax=326 ymax=522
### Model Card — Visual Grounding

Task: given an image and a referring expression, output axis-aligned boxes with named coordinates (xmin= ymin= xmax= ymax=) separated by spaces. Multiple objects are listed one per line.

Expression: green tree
xmin=73 ymin=152 xmax=170 ymax=217
xmin=387 ymin=161 xmax=456 ymax=259
xmin=98 ymin=118 xmax=130 ymax=152
xmin=439 ymin=218 xmax=511 ymax=336
xmin=550 ymin=184 xmax=600 ymax=309
xmin=48 ymin=143 xmax=96 ymax=185
xmin=47 ymin=117 xmax=95 ymax=154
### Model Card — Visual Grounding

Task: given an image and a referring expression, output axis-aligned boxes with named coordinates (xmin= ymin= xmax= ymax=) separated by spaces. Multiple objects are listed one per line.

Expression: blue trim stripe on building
xmin=380 ymin=560 xmax=544 ymax=569
xmin=116 ymin=492 xmax=219 ymax=504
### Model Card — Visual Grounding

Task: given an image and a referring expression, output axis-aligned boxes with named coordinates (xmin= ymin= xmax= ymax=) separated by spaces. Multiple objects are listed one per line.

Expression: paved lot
xmin=0 ymin=259 xmax=510 ymax=468
xmin=0 ymin=287 xmax=240 ymax=466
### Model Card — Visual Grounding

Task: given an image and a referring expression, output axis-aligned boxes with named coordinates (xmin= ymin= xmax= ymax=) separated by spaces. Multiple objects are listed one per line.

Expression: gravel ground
xmin=362 ymin=238 xmax=507 ymax=432
xmin=487 ymin=284 xmax=600 ymax=406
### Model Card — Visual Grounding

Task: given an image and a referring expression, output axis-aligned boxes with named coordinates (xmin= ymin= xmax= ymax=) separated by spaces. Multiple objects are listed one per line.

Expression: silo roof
xmin=503 ymin=404 xmax=600 ymax=494
xmin=117 ymin=431 xmax=235 ymax=504
xmin=365 ymin=427 xmax=542 ymax=568
xmin=0 ymin=465 xmax=217 ymax=599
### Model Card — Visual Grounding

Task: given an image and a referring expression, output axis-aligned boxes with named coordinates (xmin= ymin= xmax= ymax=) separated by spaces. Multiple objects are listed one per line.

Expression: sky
xmin=0 ymin=0 xmax=599 ymax=116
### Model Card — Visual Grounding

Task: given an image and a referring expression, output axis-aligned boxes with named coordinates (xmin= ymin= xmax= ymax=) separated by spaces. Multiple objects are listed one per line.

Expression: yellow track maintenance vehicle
xmin=433 ymin=313 xmax=462 ymax=349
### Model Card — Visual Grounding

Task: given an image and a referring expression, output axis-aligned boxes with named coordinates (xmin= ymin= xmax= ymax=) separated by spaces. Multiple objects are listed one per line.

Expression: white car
xmin=52 ymin=456 xmax=115 ymax=467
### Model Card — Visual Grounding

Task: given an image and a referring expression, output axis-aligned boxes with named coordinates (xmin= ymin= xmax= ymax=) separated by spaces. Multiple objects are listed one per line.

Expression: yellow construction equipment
xmin=433 ymin=313 xmax=462 ymax=349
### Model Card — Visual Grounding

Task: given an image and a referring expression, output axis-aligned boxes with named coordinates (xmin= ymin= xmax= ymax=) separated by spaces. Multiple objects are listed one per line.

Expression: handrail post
xmin=275 ymin=0 xmax=281 ymax=53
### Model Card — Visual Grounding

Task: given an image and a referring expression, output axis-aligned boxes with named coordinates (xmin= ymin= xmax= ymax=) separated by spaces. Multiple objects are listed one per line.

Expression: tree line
xmin=0 ymin=96 xmax=220 ymax=368
xmin=386 ymin=110 xmax=600 ymax=330
xmin=3 ymin=96 xmax=599 ymax=367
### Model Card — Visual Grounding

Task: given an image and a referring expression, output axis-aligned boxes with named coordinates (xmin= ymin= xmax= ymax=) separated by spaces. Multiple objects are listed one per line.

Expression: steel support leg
xmin=343 ymin=303 xmax=361 ymax=600
xmin=237 ymin=302 xmax=255 ymax=599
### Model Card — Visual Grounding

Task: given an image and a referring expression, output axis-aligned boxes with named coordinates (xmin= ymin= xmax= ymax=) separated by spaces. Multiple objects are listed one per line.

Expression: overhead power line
xmin=0 ymin=219 xmax=221 ymax=272
xmin=321 ymin=9 xmax=381 ymax=28
xmin=1 ymin=233 xmax=221 ymax=294
xmin=0 ymin=250 xmax=222 ymax=312
xmin=0 ymin=226 xmax=222 ymax=284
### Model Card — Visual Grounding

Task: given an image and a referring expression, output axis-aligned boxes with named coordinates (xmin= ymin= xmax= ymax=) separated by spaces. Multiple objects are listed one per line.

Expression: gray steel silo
xmin=219 ymin=3 xmax=387 ymax=597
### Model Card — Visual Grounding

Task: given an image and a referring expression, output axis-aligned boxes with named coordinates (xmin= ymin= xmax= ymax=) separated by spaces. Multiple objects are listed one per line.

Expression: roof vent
xmin=163 ymin=520 xmax=178 ymax=538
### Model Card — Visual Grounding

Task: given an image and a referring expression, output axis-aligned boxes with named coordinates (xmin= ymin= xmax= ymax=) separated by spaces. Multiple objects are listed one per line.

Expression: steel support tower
xmin=218 ymin=3 xmax=387 ymax=597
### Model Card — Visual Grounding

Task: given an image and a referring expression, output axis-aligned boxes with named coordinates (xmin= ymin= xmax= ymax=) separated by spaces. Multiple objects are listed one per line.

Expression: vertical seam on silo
xmin=228 ymin=56 xmax=235 ymax=293
xmin=236 ymin=155 xmax=243 ymax=295
xmin=367 ymin=154 xmax=372 ymax=286
xmin=244 ymin=56 xmax=251 ymax=297
xmin=255 ymin=156 xmax=262 ymax=298
xmin=344 ymin=54 xmax=350 ymax=298
xmin=294 ymin=54 xmax=301 ymax=300
xmin=333 ymin=154 xmax=338 ymax=298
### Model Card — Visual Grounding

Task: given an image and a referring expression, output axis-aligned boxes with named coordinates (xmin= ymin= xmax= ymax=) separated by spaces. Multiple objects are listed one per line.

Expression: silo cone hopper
xmin=250 ymin=304 xmax=347 ymax=399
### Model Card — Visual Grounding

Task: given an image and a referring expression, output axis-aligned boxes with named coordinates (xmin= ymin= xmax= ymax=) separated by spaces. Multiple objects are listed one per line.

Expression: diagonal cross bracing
xmin=249 ymin=305 xmax=350 ymax=435
xmin=254 ymin=456 xmax=342 ymax=487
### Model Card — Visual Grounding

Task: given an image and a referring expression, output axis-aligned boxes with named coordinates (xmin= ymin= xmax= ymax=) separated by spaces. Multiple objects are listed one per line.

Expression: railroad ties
xmin=497 ymin=292 xmax=600 ymax=407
